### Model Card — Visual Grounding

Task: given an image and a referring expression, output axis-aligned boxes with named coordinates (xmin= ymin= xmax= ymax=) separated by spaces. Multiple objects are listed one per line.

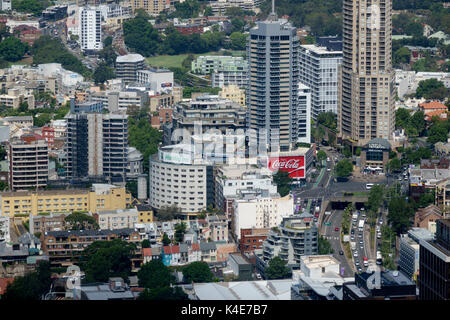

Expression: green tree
xmin=31 ymin=36 xmax=90 ymax=77
xmin=81 ymin=239 xmax=137 ymax=283
xmin=334 ymin=159 xmax=353 ymax=178
xmin=395 ymin=108 xmax=411 ymax=129
xmin=64 ymin=212 xmax=99 ymax=230
xmin=128 ymin=117 xmax=162 ymax=173
xmin=230 ymin=17 xmax=245 ymax=33
xmin=125 ymin=180 xmax=138 ymax=198
xmin=427 ymin=119 xmax=450 ymax=144
xmin=387 ymin=158 xmax=402 ymax=173
xmin=318 ymin=235 xmax=333 ymax=254
xmin=408 ymin=111 xmax=426 ymax=136
xmin=0 ymin=181 xmax=8 ymax=191
xmin=103 ymin=36 xmax=113 ymax=47
xmin=141 ymin=239 xmax=151 ymax=248
xmin=204 ymin=6 xmax=213 ymax=16
xmin=33 ymin=113 xmax=51 ymax=127
xmin=98 ymin=45 xmax=117 ymax=67
xmin=317 ymin=150 xmax=327 ymax=162
xmin=416 ymin=78 xmax=447 ymax=99
xmin=174 ymin=222 xmax=187 ymax=243
xmin=162 ymin=233 xmax=171 ymax=246
xmin=93 ymin=63 xmax=115 ymax=84
xmin=405 ymin=21 xmax=423 ymax=37
xmin=138 ymin=260 xmax=174 ymax=288
xmin=172 ymin=0 xmax=199 ymax=19
xmin=393 ymin=47 xmax=411 ymax=66
xmin=0 ymin=145 xmax=6 ymax=160
xmin=388 ymin=196 xmax=415 ymax=235
xmin=11 ymin=0 xmax=51 ymax=16
xmin=123 ymin=16 xmax=160 ymax=57
xmin=229 ymin=32 xmax=247 ymax=50
xmin=265 ymin=256 xmax=291 ymax=279
xmin=155 ymin=205 xmax=182 ymax=221
xmin=273 ymin=170 xmax=293 ymax=197
xmin=182 ymin=261 xmax=214 ymax=283
xmin=139 ymin=286 xmax=188 ymax=300
xmin=2 ymin=261 xmax=52 ymax=300
xmin=366 ymin=184 xmax=385 ymax=227
xmin=317 ymin=112 xmax=337 ymax=131
xmin=0 ymin=37 xmax=28 ymax=61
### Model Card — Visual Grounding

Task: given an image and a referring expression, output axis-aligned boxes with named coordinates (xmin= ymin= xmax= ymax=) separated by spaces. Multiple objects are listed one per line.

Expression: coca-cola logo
xmin=271 ymin=159 xmax=301 ymax=170
xmin=268 ymin=156 xmax=305 ymax=178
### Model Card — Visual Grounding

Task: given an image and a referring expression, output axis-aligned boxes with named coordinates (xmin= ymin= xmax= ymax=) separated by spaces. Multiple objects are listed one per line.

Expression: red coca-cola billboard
xmin=268 ymin=156 xmax=305 ymax=178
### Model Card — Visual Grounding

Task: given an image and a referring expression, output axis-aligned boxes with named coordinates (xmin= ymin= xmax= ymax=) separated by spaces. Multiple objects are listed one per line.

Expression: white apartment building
xmin=214 ymin=165 xmax=277 ymax=211
xmin=0 ymin=216 xmax=10 ymax=243
xmin=233 ymin=194 xmax=294 ymax=239
xmin=297 ymin=83 xmax=311 ymax=144
xmin=299 ymin=44 xmax=342 ymax=119
xmin=90 ymin=89 xmax=149 ymax=112
xmin=79 ymin=7 xmax=102 ymax=52
xmin=136 ymin=69 xmax=174 ymax=94
xmin=212 ymin=71 xmax=248 ymax=89
xmin=50 ymin=119 xmax=67 ymax=138
xmin=96 ymin=208 xmax=139 ymax=230
xmin=0 ymin=0 xmax=11 ymax=11
xmin=149 ymin=148 xmax=210 ymax=214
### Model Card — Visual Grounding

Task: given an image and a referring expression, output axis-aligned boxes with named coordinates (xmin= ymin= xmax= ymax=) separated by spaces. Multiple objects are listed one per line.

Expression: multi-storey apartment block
xmin=338 ymin=0 xmax=395 ymax=146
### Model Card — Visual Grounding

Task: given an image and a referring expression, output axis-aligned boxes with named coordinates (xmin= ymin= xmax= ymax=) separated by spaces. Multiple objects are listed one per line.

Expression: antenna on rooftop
xmin=268 ymin=0 xmax=277 ymax=21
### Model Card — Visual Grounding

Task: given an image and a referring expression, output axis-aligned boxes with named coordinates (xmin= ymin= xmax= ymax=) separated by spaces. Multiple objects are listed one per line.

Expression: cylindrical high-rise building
xmin=247 ymin=14 xmax=299 ymax=152
xmin=338 ymin=0 xmax=395 ymax=146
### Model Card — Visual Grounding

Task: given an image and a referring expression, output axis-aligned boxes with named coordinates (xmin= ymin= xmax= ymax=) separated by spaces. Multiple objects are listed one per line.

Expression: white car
xmin=327 ymin=168 xmax=331 ymax=171
xmin=353 ymin=251 xmax=358 ymax=257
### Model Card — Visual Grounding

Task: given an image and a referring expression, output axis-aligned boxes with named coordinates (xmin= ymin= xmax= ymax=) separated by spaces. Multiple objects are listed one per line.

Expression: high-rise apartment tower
xmin=338 ymin=0 xmax=395 ymax=146
xmin=247 ymin=7 xmax=299 ymax=152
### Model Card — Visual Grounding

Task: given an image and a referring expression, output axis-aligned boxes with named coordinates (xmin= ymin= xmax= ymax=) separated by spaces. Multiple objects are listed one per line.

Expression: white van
xmin=366 ymin=183 xmax=374 ymax=190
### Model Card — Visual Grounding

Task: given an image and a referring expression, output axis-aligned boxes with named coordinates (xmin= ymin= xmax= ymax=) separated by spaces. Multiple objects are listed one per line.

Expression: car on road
xmin=359 ymin=239 xmax=363 ymax=244
xmin=327 ymin=168 xmax=331 ymax=171
xmin=366 ymin=183 xmax=374 ymax=190
xmin=327 ymin=157 xmax=330 ymax=162
xmin=334 ymin=227 xmax=339 ymax=232
xmin=379 ymin=219 xmax=383 ymax=225
xmin=360 ymin=244 xmax=364 ymax=249
xmin=358 ymin=233 xmax=363 ymax=238
xmin=339 ymin=250 xmax=344 ymax=255
xmin=357 ymin=267 xmax=362 ymax=273
xmin=355 ymin=261 xmax=360 ymax=266
xmin=377 ymin=232 xmax=381 ymax=239
xmin=363 ymin=257 xmax=368 ymax=267
xmin=353 ymin=251 xmax=358 ymax=257
xmin=351 ymin=229 xmax=355 ymax=234
xmin=361 ymin=213 xmax=366 ymax=218
xmin=350 ymin=235 xmax=355 ymax=240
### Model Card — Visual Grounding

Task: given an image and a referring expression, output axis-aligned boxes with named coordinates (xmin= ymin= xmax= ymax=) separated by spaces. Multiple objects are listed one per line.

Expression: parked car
xmin=339 ymin=250 xmax=344 ymax=255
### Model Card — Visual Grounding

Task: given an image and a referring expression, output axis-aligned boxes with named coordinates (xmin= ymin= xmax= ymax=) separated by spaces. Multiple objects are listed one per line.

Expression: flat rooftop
xmin=301 ymin=255 xmax=340 ymax=269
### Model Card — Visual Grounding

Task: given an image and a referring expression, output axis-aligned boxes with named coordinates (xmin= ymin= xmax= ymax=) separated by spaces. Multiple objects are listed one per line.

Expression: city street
xmin=322 ymin=210 xmax=354 ymax=277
